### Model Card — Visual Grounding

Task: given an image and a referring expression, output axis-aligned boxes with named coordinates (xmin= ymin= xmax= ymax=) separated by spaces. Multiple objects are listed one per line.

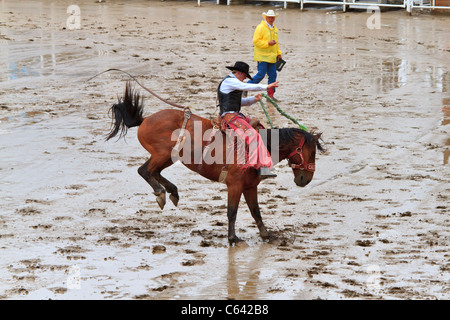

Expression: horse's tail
xmin=106 ymin=81 xmax=144 ymax=141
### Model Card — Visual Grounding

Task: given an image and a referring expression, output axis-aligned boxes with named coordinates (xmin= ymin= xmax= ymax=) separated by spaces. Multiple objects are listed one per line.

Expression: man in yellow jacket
xmin=248 ymin=10 xmax=282 ymax=100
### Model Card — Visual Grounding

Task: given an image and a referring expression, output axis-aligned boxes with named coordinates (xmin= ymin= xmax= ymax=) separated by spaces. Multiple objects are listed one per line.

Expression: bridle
xmin=287 ymin=136 xmax=316 ymax=172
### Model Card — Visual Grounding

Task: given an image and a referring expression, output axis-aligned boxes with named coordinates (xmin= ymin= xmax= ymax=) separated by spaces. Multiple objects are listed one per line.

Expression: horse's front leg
xmin=243 ymin=187 xmax=278 ymax=243
xmin=227 ymin=186 xmax=245 ymax=246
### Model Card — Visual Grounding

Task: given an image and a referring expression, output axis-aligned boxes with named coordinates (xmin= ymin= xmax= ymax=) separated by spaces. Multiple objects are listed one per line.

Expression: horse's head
xmin=285 ymin=130 xmax=323 ymax=187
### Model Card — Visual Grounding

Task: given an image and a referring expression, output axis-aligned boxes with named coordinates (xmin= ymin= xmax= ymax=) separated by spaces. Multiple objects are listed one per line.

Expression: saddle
xmin=212 ymin=113 xmax=262 ymax=133
xmin=206 ymin=113 xmax=266 ymax=183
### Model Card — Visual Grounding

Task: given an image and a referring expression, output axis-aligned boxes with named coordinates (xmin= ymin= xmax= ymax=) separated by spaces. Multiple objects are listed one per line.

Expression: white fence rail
xmin=202 ymin=0 xmax=450 ymax=13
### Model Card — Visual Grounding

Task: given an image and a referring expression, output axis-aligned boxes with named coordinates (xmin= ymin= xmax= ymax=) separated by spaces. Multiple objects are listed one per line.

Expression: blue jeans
xmin=248 ymin=61 xmax=277 ymax=92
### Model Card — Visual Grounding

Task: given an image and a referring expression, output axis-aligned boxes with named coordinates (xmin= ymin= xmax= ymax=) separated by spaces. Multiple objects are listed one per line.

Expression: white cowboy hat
xmin=262 ymin=10 xmax=278 ymax=18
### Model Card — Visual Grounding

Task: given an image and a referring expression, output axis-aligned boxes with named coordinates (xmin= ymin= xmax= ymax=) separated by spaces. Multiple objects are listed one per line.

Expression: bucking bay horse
xmin=106 ymin=82 xmax=324 ymax=245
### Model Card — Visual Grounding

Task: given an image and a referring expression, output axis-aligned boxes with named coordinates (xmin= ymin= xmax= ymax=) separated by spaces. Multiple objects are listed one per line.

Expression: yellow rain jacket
xmin=252 ymin=20 xmax=282 ymax=64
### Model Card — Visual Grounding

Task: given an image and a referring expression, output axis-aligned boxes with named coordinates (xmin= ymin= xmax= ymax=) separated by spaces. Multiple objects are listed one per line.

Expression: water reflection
xmin=376 ymin=57 xmax=406 ymax=93
xmin=0 ymin=1 xmax=112 ymax=82
xmin=8 ymin=62 xmax=30 ymax=80
xmin=227 ymin=245 xmax=266 ymax=299
xmin=343 ymin=56 xmax=448 ymax=94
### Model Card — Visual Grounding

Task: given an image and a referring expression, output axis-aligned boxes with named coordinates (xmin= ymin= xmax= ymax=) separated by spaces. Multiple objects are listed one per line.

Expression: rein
xmin=287 ymin=136 xmax=315 ymax=172
xmin=87 ymin=68 xmax=187 ymax=109
xmin=259 ymin=93 xmax=308 ymax=131
xmin=258 ymin=94 xmax=314 ymax=172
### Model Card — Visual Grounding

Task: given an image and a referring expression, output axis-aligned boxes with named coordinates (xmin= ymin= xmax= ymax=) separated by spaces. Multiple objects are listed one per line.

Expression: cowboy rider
xmin=217 ymin=61 xmax=278 ymax=178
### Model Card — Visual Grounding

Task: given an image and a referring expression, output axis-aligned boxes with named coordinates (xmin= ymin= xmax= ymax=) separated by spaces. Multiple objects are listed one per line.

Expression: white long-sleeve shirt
xmin=219 ymin=73 xmax=268 ymax=108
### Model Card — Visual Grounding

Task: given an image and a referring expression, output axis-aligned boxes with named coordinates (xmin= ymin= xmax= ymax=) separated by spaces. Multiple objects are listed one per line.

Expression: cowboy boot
xmin=267 ymin=88 xmax=279 ymax=102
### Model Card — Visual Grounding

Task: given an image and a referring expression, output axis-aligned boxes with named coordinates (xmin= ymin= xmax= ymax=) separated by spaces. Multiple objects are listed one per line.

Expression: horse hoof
xmin=155 ymin=192 xmax=166 ymax=210
xmin=169 ymin=194 xmax=179 ymax=207
xmin=268 ymin=237 xmax=281 ymax=245
xmin=264 ymin=234 xmax=280 ymax=245
xmin=229 ymin=236 xmax=248 ymax=247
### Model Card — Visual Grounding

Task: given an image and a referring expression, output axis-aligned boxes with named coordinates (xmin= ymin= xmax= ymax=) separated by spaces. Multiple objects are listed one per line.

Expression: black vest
xmin=217 ymin=75 xmax=243 ymax=115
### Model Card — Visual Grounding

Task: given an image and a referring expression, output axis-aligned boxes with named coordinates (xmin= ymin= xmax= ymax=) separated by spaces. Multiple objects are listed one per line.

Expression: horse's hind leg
xmin=138 ymin=158 xmax=167 ymax=210
xmin=155 ymin=173 xmax=179 ymax=207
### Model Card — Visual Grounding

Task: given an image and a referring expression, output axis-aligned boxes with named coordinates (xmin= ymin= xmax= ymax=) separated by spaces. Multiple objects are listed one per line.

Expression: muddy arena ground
xmin=0 ymin=0 xmax=449 ymax=299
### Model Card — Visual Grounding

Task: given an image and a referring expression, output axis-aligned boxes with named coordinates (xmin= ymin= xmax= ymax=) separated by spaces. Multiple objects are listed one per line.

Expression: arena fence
xmin=204 ymin=0 xmax=450 ymax=14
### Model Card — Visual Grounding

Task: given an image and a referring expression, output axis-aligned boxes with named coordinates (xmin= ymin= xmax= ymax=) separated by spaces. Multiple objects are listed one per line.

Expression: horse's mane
xmin=270 ymin=127 xmax=324 ymax=152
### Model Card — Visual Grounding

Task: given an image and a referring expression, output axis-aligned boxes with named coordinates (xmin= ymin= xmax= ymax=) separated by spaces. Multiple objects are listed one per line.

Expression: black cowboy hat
xmin=226 ymin=61 xmax=253 ymax=80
